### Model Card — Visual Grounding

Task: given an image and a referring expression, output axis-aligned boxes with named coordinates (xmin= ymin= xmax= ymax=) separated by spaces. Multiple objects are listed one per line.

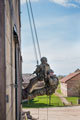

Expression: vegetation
xmin=58 ymin=75 xmax=65 ymax=80
xmin=56 ymin=81 xmax=79 ymax=105
xmin=66 ymin=97 xmax=79 ymax=105
xmin=22 ymin=80 xmax=80 ymax=108
xmin=22 ymin=94 xmax=64 ymax=108
xmin=56 ymin=81 xmax=62 ymax=94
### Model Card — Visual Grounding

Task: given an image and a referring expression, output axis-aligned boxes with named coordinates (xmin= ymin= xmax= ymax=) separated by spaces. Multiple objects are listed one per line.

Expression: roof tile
xmin=60 ymin=71 xmax=80 ymax=83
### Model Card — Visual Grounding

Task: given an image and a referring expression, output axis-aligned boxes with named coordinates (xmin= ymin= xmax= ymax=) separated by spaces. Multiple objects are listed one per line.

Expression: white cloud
xmin=22 ymin=37 xmax=80 ymax=75
xmin=75 ymin=0 xmax=80 ymax=3
xmin=21 ymin=0 xmax=39 ymax=4
xmin=22 ymin=13 xmax=80 ymax=75
xmin=21 ymin=0 xmax=80 ymax=7
xmin=50 ymin=0 xmax=80 ymax=7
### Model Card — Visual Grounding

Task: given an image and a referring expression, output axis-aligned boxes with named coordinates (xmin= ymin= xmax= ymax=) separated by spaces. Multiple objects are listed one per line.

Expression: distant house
xmin=60 ymin=71 xmax=80 ymax=97
xmin=22 ymin=74 xmax=35 ymax=88
xmin=22 ymin=74 xmax=45 ymax=90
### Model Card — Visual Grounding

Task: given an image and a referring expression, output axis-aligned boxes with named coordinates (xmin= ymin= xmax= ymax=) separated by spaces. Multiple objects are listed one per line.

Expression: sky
xmin=21 ymin=0 xmax=80 ymax=75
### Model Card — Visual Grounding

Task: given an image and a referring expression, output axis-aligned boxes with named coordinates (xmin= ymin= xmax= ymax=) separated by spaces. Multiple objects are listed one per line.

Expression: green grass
xmin=66 ymin=97 xmax=79 ymax=105
xmin=22 ymin=94 xmax=64 ymax=108
xmin=56 ymin=82 xmax=62 ymax=94
xmin=22 ymin=82 xmax=64 ymax=108
xmin=56 ymin=82 xmax=79 ymax=105
xmin=22 ymin=81 xmax=80 ymax=108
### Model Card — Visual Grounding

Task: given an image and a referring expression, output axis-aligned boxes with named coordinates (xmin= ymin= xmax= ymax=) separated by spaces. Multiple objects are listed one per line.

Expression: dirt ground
xmin=23 ymin=106 xmax=80 ymax=120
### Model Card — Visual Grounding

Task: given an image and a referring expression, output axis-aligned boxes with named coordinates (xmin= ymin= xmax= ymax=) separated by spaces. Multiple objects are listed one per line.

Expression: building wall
xmin=0 ymin=0 xmax=21 ymax=120
xmin=0 ymin=0 xmax=6 ymax=120
xmin=67 ymin=74 xmax=80 ymax=97
xmin=6 ymin=1 xmax=13 ymax=119
xmin=61 ymin=74 xmax=80 ymax=97
xmin=60 ymin=83 xmax=67 ymax=96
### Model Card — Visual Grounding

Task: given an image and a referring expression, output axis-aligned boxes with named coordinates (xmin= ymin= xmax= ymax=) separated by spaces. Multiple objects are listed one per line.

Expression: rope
xmin=26 ymin=0 xmax=39 ymax=65
xmin=38 ymin=97 xmax=39 ymax=120
xmin=28 ymin=0 xmax=41 ymax=59
xmin=47 ymin=96 xmax=48 ymax=120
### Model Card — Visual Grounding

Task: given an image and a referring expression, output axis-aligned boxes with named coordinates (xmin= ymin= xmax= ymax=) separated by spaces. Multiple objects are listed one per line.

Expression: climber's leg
xmin=24 ymin=76 xmax=39 ymax=93
xmin=27 ymin=87 xmax=47 ymax=100
xmin=46 ymin=86 xmax=56 ymax=96
xmin=22 ymin=89 xmax=27 ymax=99
xmin=22 ymin=85 xmax=57 ymax=100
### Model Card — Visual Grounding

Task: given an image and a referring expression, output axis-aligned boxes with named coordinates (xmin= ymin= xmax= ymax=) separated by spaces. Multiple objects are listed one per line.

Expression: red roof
xmin=60 ymin=71 xmax=80 ymax=83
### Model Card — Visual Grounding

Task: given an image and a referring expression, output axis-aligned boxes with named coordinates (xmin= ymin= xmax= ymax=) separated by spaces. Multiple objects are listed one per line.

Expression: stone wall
xmin=60 ymin=83 xmax=67 ymax=97
xmin=5 ymin=0 xmax=21 ymax=119
xmin=67 ymin=74 xmax=80 ymax=97
xmin=0 ymin=0 xmax=21 ymax=120
xmin=0 ymin=0 xmax=6 ymax=120
xmin=61 ymin=74 xmax=80 ymax=97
